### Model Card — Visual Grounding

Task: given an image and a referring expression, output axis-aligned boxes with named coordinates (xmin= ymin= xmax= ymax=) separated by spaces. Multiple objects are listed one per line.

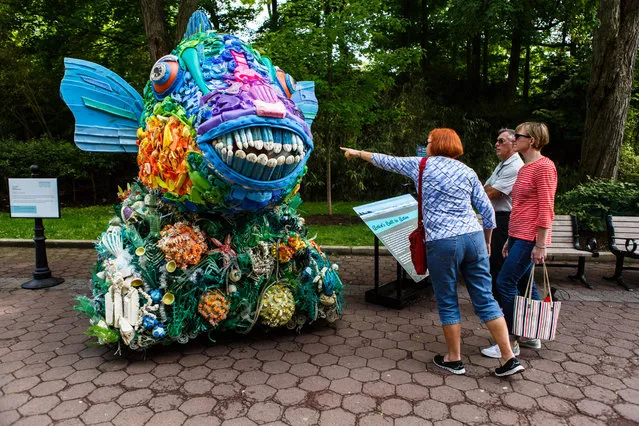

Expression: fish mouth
xmin=197 ymin=121 xmax=312 ymax=189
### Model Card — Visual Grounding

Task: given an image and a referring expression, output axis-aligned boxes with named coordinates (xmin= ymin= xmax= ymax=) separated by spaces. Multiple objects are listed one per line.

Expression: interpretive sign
xmin=354 ymin=194 xmax=428 ymax=282
xmin=8 ymin=178 xmax=60 ymax=218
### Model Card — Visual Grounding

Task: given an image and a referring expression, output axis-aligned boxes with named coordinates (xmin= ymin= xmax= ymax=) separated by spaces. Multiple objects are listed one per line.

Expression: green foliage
xmin=556 ymin=179 xmax=639 ymax=231
xmin=0 ymin=138 xmax=136 ymax=205
xmin=1 ymin=0 xmax=636 ymax=205
xmin=619 ymin=143 xmax=639 ymax=185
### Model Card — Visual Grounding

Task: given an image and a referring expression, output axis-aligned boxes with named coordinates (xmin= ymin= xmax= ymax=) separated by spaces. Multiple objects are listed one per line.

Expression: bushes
xmin=0 ymin=137 xmax=137 ymax=208
xmin=556 ymin=179 xmax=639 ymax=231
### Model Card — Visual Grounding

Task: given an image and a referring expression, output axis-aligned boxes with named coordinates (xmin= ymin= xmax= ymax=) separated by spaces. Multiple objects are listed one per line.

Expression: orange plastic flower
xmin=198 ymin=290 xmax=230 ymax=327
xmin=287 ymin=235 xmax=306 ymax=252
xmin=136 ymin=116 xmax=200 ymax=197
xmin=157 ymin=222 xmax=207 ymax=268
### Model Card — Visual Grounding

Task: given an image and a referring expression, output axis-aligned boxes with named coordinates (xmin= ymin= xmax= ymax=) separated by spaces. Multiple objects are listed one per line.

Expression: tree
xmin=581 ymin=0 xmax=639 ymax=179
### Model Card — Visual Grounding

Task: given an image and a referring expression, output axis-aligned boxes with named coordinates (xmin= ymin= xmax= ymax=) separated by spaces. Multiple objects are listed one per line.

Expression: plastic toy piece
xmin=60 ymin=58 xmax=143 ymax=153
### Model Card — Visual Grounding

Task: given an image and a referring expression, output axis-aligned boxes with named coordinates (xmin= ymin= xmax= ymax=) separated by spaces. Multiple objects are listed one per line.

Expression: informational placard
xmin=8 ymin=178 xmax=60 ymax=218
xmin=354 ymin=194 xmax=428 ymax=282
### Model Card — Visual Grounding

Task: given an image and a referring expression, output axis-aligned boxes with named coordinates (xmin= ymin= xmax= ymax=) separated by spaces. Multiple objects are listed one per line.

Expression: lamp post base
xmin=22 ymin=277 xmax=65 ymax=290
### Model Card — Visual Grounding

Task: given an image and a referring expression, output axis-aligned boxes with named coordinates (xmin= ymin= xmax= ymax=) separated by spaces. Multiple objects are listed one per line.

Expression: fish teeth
xmin=244 ymin=128 xmax=252 ymax=149
xmin=263 ymin=128 xmax=274 ymax=151
xmin=250 ymin=128 xmax=259 ymax=148
xmin=233 ymin=131 xmax=242 ymax=150
xmin=273 ymin=143 xmax=282 ymax=154
xmin=251 ymin=154 xmax=268 ymax=179
xmin=272 ymin=155 xmax=286 ymax=180
xmin=241 ymin=153 xmax=258 ymax=176
xmin=232 ymin=149 xmax=246 ymax=171
xmin=262 ymin=158 xmax=277 ymax=180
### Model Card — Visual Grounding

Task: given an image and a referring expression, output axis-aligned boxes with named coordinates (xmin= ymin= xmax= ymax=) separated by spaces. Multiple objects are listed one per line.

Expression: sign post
xmin=354 ymin=195 xmax=430 ymax=308
xmin=9 ymin=165 xmax=64 ymax=290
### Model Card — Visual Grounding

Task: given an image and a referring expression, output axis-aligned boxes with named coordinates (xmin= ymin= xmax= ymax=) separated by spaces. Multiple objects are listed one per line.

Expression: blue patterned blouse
xmin=371 ymin=154 xmax=496 ymax=242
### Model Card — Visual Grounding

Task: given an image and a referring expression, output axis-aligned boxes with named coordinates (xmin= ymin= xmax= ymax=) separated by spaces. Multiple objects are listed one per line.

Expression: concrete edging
xmin=0 ymin=238 xmax=628 ymax=262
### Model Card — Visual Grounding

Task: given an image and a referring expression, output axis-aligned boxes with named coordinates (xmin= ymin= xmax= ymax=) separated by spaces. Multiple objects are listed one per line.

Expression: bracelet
xmin=535 ymin=245 xmax=546 ymax=249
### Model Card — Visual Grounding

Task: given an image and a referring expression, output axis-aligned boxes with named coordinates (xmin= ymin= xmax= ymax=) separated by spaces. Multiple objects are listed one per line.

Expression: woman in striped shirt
xmin=341 ymin=128 xmax=523 ymax=377
xmin=481 ymin=122 xmax=558 ymax=360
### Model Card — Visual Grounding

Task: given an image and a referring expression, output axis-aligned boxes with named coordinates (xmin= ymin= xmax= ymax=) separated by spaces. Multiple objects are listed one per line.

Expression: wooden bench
xmin=476 ymin=213 xmax=598 ymax=288
xmin=545 ymin=214 xmax=599 ymax=288
xmin=605 ymin=215 xmax=639 ymax=291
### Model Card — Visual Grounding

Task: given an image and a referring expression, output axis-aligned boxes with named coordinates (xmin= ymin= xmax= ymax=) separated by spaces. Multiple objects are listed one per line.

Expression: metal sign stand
xmin=21 ymin=165 xmax=64 ymax=290
xmin=365 ymin=235 xmax=431 ymax=309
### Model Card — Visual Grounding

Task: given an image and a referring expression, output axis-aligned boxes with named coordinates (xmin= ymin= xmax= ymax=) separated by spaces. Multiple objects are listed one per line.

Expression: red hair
xmin=428 ymin=128 xmax=463 ymax=158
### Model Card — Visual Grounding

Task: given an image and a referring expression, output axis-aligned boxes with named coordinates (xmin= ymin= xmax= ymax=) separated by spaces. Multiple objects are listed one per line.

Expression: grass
xmin=0 ymin=202 xmax=375 ymax=246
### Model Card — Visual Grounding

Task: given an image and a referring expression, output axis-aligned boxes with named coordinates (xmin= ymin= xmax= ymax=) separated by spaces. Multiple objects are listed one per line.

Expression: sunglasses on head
xmin=514 ymin=133 xmax=532 ymax=140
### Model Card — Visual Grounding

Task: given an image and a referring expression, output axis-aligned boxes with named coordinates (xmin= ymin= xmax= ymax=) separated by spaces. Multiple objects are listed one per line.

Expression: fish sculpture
xmin=62 ymin=10 xmax=342 ymax=350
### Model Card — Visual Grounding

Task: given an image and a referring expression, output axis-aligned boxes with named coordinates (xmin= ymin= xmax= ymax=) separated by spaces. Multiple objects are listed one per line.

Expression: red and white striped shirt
xmin=509 ymin=157 xmax=558 ymax=245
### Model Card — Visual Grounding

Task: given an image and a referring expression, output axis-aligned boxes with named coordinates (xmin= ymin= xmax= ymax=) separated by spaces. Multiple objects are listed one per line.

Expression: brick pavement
xmin=1 ymin=247 xmax=639 ymax=425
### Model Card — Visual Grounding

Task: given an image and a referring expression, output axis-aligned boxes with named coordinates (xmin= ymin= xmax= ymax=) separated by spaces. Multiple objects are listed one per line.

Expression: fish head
xmin=137 ymin=10 xmax=317 ymax=213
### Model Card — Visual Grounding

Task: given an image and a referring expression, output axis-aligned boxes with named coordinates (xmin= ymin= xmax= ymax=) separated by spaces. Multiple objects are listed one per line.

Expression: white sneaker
xmin=518 ymin=338 xmax=542 ymax=349
xmin=481 ymin=343 xmax=520 ymax=359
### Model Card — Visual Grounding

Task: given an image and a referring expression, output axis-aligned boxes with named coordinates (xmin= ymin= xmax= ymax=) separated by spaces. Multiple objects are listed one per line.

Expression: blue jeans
xmin=427 ymin=231 xmax=504 ymax=325
xmin=496 ymin=238 xmax=541 ymax=334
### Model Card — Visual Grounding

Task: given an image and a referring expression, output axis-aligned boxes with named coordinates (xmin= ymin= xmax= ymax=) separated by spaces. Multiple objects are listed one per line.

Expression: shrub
xmin=0 ymin=137 xmax=137 ymax=207
xmin=556 ymin=179 xmax=639 ymax=231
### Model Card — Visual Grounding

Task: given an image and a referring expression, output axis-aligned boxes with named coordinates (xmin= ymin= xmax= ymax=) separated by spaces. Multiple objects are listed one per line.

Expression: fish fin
xmin=60 ymin=58 xmax=143 ymax=153
xmin=291 ymin=81 xmax=318 ymax=128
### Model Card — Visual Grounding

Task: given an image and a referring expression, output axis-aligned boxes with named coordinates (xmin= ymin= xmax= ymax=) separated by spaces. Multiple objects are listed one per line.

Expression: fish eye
xmin=150 ymin=55 xmax=184 ymax=97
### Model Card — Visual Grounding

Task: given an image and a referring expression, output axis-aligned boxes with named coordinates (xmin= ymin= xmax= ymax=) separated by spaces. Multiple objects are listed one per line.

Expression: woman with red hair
xmin=341 ymin=128 xmax=523 ymax=377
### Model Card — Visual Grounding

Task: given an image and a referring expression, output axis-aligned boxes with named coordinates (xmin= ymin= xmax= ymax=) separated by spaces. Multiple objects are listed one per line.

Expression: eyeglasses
xmin=514 ymin=133 xmax=532 ymax=140
xmin=496 ymin=138 xmax=510 ymax=144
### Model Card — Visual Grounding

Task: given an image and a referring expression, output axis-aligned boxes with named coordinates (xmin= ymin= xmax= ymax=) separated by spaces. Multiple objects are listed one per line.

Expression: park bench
xmin=476 ymin=214 xmax=598 ymax=288
xmin=545 ymin=214 xmax=598 ymax=288
xmin=604 ymin=215 xmax=639 ymax=291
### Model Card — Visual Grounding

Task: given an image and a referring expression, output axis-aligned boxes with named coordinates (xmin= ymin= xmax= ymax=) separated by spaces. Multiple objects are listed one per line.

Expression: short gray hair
xmin=497 ymin=128 xmax=515 ymax=141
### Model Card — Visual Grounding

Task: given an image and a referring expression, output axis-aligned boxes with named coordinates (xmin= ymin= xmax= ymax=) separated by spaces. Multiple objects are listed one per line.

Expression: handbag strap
xmin=524 ymin=262 xmax=552 ymax=302
xmin=417 ymin=157 xmax=428 ymax=227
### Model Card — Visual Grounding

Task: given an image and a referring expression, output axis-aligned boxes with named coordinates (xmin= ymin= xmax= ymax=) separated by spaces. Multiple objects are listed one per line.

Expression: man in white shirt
xmin=482 ymin=129 xmax=542 ymax=358
xmin=484 ymin=129 xmax=523 ymax=296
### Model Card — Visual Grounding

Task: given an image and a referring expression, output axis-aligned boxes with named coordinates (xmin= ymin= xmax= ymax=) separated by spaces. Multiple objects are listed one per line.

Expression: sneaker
xmin=518 ymin=338 xmax=542 ymax=349
xmin=494 ymin=357 xmax=525 ymax=377
xmin=433 ymin=355 xmax=466 ymax=375
xmin=481 ymin=342 xmax=520 ymax=359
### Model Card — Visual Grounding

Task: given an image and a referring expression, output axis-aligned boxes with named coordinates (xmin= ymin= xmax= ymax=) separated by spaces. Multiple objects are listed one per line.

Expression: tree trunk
xmin=326 ymin=145 xmax=332 ymax=215
xmin=174 ymin=0 xmax=198 ymax=45
xmin=482 ymin=29 xmax=489 ymax=91
xmin=469 ymin=33 xmax=481 ymax=91
xmin=505 ymin=24 xmax=522 ymax=102
xmin=581 ymin=0 xmax=639 ymax=179
xmin=420 ymin=0 xmax=429 ymax=72
xmin=523 ymin=45 xmax=531 ymax=102
xmin=140 ymin=0 xmax=171 ymax=62
xmin=271 ymin=0 xmax=279 ymax=30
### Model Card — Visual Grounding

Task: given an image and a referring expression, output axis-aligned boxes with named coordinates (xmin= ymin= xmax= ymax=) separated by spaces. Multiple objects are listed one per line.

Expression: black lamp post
xmin=21 ymin=165 xmax=64 ymax=290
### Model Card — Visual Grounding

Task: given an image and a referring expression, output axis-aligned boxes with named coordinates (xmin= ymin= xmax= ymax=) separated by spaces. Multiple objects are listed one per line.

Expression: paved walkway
xmin=1 ymin=247 xmax=639 ymax=425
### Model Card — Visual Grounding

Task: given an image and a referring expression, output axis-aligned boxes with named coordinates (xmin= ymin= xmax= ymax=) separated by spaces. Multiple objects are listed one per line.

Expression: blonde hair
xmin=516 ymin=122 xmax=549 ymax=150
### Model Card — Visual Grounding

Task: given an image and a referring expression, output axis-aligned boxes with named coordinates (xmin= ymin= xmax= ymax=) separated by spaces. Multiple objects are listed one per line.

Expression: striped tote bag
xmin=512 ymin=263 xmax=561 ymax=340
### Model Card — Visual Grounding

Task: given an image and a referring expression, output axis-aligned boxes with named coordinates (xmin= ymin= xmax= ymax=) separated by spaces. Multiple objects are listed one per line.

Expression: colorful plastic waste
xmin=62 ymin=10 xmax=341 ymax=351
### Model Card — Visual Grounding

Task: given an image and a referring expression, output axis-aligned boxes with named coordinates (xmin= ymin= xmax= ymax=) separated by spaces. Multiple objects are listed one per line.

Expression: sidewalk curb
xmin=0 ymin=238 xmax=393 ymax=256
xmin=0 ymin=239 xmax=628 ymax=263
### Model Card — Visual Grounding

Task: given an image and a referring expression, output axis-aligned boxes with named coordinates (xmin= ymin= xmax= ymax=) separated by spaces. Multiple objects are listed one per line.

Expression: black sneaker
xmin=494 ymin=357 xmax=525 ymax=377
xmin=433 ymin=355 xmax=466 ymax=375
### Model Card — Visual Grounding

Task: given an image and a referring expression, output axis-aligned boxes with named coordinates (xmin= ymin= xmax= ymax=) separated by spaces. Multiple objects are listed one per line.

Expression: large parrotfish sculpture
xmin=61 ymin=11 xmax=342 ymax=350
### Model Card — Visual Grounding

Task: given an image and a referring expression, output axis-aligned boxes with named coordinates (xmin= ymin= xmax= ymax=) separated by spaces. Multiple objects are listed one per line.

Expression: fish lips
xmin=197 ymin=115 xmax=314 ymax=192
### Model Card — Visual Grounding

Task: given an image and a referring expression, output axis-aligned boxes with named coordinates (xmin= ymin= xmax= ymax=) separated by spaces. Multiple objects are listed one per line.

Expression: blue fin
xmin=184 ymin=10 xmax=214 ymax=39
xmin=291 ymin=81 xmax=318 ymax=128
xmin=60 ymin=58 xmax=143 ymax=153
